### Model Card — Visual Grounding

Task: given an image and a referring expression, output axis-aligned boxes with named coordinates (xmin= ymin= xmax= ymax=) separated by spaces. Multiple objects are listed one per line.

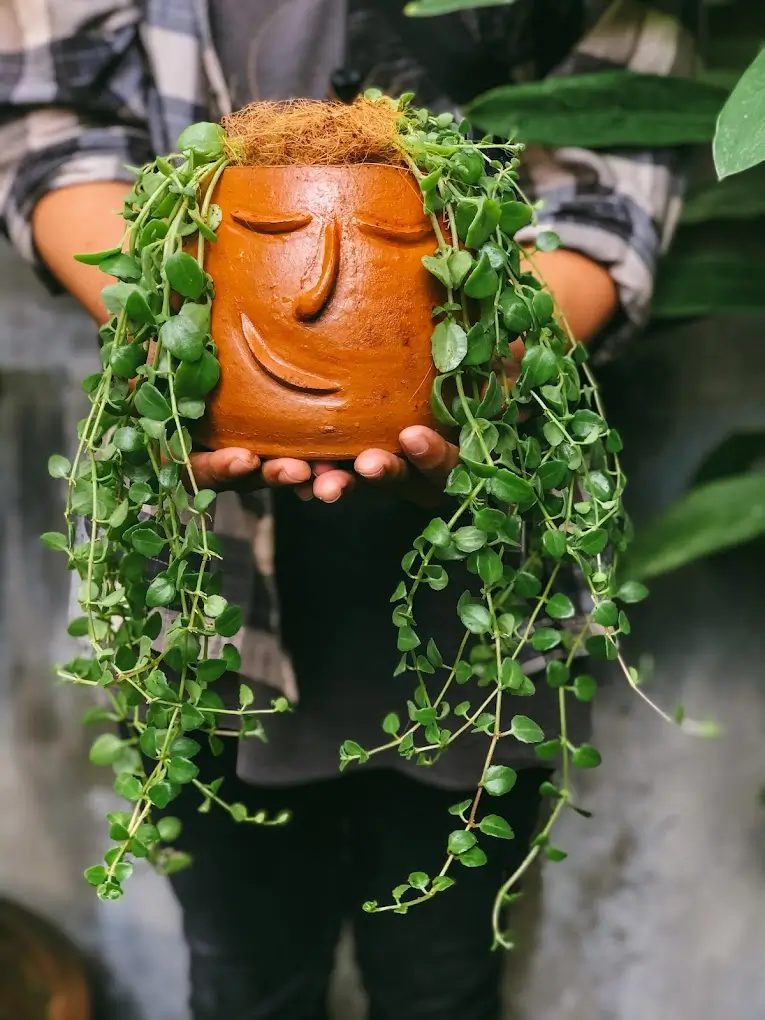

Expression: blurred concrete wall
xmin=1 ymin=239 xmax=764 ymax=1019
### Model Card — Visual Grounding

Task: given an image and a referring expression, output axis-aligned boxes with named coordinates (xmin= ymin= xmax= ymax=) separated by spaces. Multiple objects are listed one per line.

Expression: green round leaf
xmin=592 ymin=600 xmax=618 ymax=627
xmin=510 ymin=715 xmax=544 ymax=743
xmin=478 ymin=814 xmax=514 ymax=839
xmin=536 ymin=230 xmax=560 ymax=252
xmin=215 ymin=604 xmax=244 ymax=638
xmin=531 ymin=289 xmax=554 ymax=324
xmin=177 ymin=121 xmax=225 ymax=158
xmin=573 ymin=674 xmax=597 ymax=702
xmin=157 ymin=816 xmax=183 ymax=842
xmin=134 ymin=382 xmax=171 ymax=421
xmin=408 ymin=871 xmax=430 ymax=891
xmin=499 ymin=289 xmax=533 ymax=334
xmin=463 ymin=252 xmax=500 ymax=299
xmin=148 ymin=779 xmax=178 ymax=808
xmin=499 ymin=200 xmax=533 ymax=234
xmin=41 ymin=531 xmax=68 ymax=552
xmin=422 ymin=254 xmax=452 ymax=288
xmin=114 ymin=774 xmax=142 ymax=802
xmin=397 ymin=626 xmax=420 ymax=651
xmin=48 ymin=454 xmax=71 ymax=479
xmin=453 ymin=526 xmax=487 ymax=552
xmin=546 ymin=593 xmax=575 ymax=620
xmin=535 ymin=738 xmax=562 ymax=761
xmin=159 ymin=314 xmax=206 ymax=362
xmin=498 ymin=658 xmax=526 ymax=691
xmin=167 ymin=756 xmax=199 ymax=784
xmin=99 ymin=252 xmax=141 ymax=281
xmin=165 ymin=251 xmax=207 ymax=300
xmin=531 ymin=627 xmax=561 ymax=652
xmin=110 ymin=342 xmax=146 ymax=379
xmin=572 ymin=744 xmax=602 ymax=769
xmin=204 ymin=594 xmax=228 ymax=619
xmin=457 ymin=846 xmax=488 ymax=868
xmin=447 ymin=829 xmax=477 ymax=855
xmin=616 ymin=581 xmax=649 ymax=603
xmin=430 ymin=374 xmax=460 ymax=426
xmin=84 ymin=865 xmax=107 ymax=887
xmin=476 ymin=547 xmax=503 ymax=585
xmin=448 ymin=250 xmax=474 ymax=287
xmin=522 ymin=344 xmax=559 ymax=387
xmin=473 ymin=508 xmax=505 ymax=533
xmin=546 ymin=846 xmax=568 ymax=862
xmin=382 ymin=712 xmax=400 ymax=735
xmin=482 ymin=764 xmax=517 ymax=796
xmin=431 ymin=320 xmax=468 ymax=372
xmin=542 ymin=530 xmax=567 ymax=559
xmin=537 ymin=460 xmax=569 ymax=491
xmin=89 ymin=733 xmax=124 ymax=767
xmin=457 ymin=598 xmax=492 ymax=635
xmin=423 ymin=518 xmax=451 ymax=547
xmin=463 ymin=322 xmax=494 ymax=366
xmin=578 ymin=529 xmax=608 ymax=555
xmin=489 ymin=469 xmax=534 ymax=504
xmin=128 ymin=525 xmax=165 ymax=557
xmin=146 ymin=574 xmax=176 ymax=608
xmin=465 ymin=197 xmax=501 ymax=249
xmin=545 ymin=661 xmax=569 ymax=689
xmin=175 ymin=350 xmax=221 ymax=398
xmin=74 ymin=246 xmax=121 ymax=266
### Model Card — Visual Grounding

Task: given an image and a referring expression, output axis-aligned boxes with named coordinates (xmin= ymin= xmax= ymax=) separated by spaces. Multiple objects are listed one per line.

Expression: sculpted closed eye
xmin=231 ymin=211 xmax=313 ymax=234
xmin=355 ymin=216 xmax=434 ymax=245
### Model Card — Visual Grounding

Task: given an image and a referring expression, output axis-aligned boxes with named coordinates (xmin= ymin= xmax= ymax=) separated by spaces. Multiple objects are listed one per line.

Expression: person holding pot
xmin=0 ymin=2 xmax=697 ymax=1019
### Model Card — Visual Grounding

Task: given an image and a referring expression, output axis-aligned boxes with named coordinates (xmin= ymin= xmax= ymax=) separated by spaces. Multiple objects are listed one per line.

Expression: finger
xmin=312 ymin=461 xmax=338 ymax=476
xmin=260 ymin=458 xmax=313 ymax=487
xmin=294 ymin=481 xmax=315 ymax=501
xmin=312 ymin=468 xmax=356 ymax=503
xmin=188 ymin=448 xmax=261 ymax=491
xmin=399 ymin=427 xmax=459 ymax=489
xmin=355 ymin=443 xmax=446 ymax=508
xmin=354 ymin=448 xmax=410 ymax=486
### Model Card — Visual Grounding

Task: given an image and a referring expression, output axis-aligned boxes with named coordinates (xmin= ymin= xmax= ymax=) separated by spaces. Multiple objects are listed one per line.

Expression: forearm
xmin=524 ymin=248 xmax=618 ymax=345
xmin=32 ymin=182 xmax=131 ymax=323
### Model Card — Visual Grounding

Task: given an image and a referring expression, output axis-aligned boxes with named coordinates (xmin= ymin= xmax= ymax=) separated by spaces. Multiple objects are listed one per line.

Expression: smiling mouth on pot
xmin=240 ymin=312 xmax=342 ymax=395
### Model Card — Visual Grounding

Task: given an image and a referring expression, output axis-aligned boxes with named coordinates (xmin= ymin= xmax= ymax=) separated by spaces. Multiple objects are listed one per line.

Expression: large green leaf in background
xmin=652 ymin=252 xmax=765 ymax=318
xmin=466 ymin=72 xmax=727 ymax=148
xmin=405 ymin=0 xmax=514 ymax=13
xmin=681 ymin=162 xmax=765 ymax=224
xmin=626 ymin=472 xmax=765 ymax=580
xmin=714 ymin=49 xmax=765 ymax=178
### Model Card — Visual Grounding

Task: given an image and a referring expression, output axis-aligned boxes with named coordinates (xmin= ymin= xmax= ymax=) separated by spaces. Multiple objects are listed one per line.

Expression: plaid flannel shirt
xmin=0 ymin=0 xmax=695 ymax=700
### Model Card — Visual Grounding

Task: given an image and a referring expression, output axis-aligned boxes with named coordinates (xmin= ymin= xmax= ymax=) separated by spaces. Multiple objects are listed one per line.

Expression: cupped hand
xmin=189 ymin=348 xmax=525 ymax=502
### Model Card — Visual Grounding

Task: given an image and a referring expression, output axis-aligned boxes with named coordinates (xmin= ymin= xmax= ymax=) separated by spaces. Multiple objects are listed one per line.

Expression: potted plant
xmin=42 ymin=92 xmax=702 ymax=949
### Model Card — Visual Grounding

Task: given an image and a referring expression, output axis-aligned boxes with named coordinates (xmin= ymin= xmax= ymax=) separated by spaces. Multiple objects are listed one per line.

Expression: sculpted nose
xmin=293 ymin=217 xmax=341 ymax=321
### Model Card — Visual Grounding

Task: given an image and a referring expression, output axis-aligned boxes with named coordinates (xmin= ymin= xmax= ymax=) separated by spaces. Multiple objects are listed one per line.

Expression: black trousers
xmin=163 ymin=740 xmax=548 ymax=1020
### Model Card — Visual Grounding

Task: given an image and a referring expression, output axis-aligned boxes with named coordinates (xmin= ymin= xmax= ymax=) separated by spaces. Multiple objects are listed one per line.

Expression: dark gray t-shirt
xmin=209 ymin=0 xmax=591 ymax=790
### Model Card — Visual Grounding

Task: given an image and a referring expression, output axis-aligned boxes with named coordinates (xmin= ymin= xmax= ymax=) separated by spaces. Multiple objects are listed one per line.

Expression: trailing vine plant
xmin=43 ymin=93 xmax=707 ymax=945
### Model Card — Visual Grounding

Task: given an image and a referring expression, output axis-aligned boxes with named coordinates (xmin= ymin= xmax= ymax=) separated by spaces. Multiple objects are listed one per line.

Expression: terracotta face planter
xmin=199 ymin=164 xmax=444 ymax=460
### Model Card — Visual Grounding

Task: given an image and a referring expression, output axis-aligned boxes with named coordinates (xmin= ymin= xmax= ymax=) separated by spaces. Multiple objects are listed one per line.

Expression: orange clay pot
xmin=198 ymin=164 xmax=445 ymax=460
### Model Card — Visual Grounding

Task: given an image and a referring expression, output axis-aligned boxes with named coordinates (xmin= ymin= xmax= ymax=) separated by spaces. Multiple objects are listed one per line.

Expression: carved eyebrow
xmin=355 ymin=216 xmax=435 ymax=244
xmin=231 ymin=211 xmax=313 ymax=234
